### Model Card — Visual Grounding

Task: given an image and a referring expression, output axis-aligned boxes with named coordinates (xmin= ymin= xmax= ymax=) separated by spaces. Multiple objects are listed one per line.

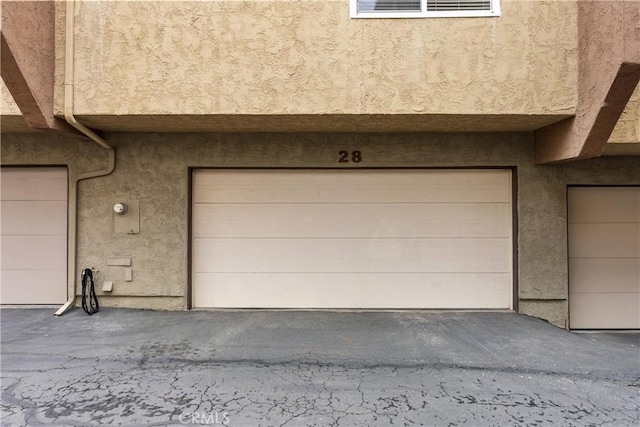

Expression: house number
xmin=338 ymin=151 xmax=362 ymax=163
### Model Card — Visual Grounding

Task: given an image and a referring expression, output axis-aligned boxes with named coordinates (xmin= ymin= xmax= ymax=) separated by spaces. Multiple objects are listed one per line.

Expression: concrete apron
xmin=1 ymin=309 xmax=638 ymax=426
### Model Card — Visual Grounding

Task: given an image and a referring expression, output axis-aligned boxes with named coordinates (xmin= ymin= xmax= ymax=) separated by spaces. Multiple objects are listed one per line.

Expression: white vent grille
xmin=427 ymin=0 xmax=491 ymax=11
xmin=352 ymin=0 xmax=499 ymax=17
xmin=358 ymin=0 xmax=420 ymax=12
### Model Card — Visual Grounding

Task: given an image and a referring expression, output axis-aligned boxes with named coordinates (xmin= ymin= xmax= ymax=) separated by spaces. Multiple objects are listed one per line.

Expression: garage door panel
xmin=194 ymin=170 xmax=511 ymax=204
xmin=1 ymin=201 xmax=67 ymax=235
xmin=0 ymin=270 xmax=66 ymax=304
xmin=193 ymin=169 xmax=513 ymax=309
xmin=194 ymin=238 xmax=511 ymax=274
xmin=0 ymin=168 xmax=67 ymax=201
xmin=568 ymin=187 xmax=640 ymax=223
xmin=568 ymin=186 xmax=640 ymax=329
xmin=1 ymin=167 xmax=68 ymax=305
xmin=568 ymin=223 xmax=640 ymax=258
xmin=1 ymin=235 xmax=67 ymax=270
xmin=569 ymin=293 xmax=640 ymax=329
xmin=194 ymin=273 xmax=512 ymax=309
xmin=194 ymin=203 xmax=511 ymax=238
xmin=569 ymin=258 xmax=640 ymax=294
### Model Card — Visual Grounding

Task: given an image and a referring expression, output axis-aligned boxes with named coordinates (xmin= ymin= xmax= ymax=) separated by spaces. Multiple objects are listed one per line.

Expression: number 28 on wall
xmin=338 ymin=151 xmax=362 ymax=163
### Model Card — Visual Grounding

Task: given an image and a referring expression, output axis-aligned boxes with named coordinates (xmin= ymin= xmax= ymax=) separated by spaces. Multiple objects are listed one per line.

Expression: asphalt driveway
xmin=1 ymin=309 xmax=638 ymax=426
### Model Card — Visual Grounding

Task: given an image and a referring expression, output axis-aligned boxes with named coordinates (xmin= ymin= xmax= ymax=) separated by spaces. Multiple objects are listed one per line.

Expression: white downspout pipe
xmin=55 ymin=0 xmax=115 ymax=316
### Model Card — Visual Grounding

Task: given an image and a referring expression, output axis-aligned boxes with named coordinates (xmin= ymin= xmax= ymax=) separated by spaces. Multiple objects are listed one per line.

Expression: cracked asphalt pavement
xmin=1 ymin=309 xmax=639 ymax=426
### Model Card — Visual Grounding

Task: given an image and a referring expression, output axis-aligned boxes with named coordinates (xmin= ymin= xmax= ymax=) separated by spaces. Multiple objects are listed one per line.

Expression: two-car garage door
xmin=193 ymin=169 xmax=513 ymax=309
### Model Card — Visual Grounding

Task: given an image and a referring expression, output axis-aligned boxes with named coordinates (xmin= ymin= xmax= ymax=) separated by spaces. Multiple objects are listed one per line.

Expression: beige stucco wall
xmin=605 ymin=84 xmax=640 ymax=155
xmin=1 ymin=80 xmax=20 ymax=115
xmin=609 ymin=84 xmax=640 ymax=143
xmin=0 ymin=80 xmax=29 ymax=132
xmin=2 ymin=132 xmax=639 ymax=326
xmin=53 ymin=0 xmax=578 ymax=131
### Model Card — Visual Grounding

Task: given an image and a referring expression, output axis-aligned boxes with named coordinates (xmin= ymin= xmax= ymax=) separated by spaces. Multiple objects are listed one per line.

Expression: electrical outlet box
xmin=102 ymin=281 xmax=113 ymax=292
xmin=114 ymin=199 xmax=140 ymax=234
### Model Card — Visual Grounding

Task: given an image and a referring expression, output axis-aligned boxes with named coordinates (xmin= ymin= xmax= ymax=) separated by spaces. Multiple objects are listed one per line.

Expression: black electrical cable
xmin=81 ymin=268 xmax=99 ymax=315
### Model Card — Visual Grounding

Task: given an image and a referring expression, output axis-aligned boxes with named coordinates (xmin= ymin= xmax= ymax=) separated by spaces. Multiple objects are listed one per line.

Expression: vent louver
xmin=359 ymin=0 xmax=421 ymax=11
xmin=427 ymin=0 xmax=491 ymax=11
xmin=353 ymin=0 xmax=498 ymax=16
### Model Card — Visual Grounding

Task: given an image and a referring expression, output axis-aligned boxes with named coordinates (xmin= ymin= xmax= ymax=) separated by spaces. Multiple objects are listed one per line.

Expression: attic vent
xmin=352 ymin=0 xmax=500 ymax=17
xmin=427 ymin=0 xmax=491 ymax=11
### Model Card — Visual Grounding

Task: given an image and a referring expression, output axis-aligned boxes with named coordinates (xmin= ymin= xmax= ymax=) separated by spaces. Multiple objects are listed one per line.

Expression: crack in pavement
xmin=2 ymin=310 xmax=638 ymax=426
xmin=2 ymin=353 xmax=638 ymax=427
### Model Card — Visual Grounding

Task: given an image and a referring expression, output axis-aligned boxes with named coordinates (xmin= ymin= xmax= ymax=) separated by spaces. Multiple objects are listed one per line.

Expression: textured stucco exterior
xmin=609 ymin=84 xmax=640 ymax=144
xmin=606 ymin=83 xmax=640 ymax=155
xmin=519 ymin=300 xmax=568 ymax=327
xmin=0 ymin=79 xmax=29 ymax=132
xmin=1 ymin=80 xmax=20 ymax=115
xmin=1 ymin=0 xmax=637 ymax=328
xmin=0 ymin=0 xmax=77 ymax=135
xmin=534 ymin=0 xmax=640 ymax=163
xmin=52 ymin=0 xmax=578 ymax=131
xmin=1 ymin=0 xmax=56 ymax=128
xmin=2 ymin=132 xmax=639 ymax=327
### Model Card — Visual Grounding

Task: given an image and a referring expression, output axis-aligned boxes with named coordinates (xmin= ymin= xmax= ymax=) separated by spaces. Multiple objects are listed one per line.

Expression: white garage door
xmin=1 ymin=168 xmax=68 ymax=304
xmin=569 ymin=187 xmax=640 ymax=329
xmin=193 ymin=169 xmax=513 ymax=309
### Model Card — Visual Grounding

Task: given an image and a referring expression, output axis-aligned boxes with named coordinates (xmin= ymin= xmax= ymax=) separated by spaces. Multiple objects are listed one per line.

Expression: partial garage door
xmin=1 ymin=168 xmax=68 ymax=304
xmin=193 ymin=169 xmax=513 ymax=309
xmin=569 ymin=187 xmax=640 ymax=329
